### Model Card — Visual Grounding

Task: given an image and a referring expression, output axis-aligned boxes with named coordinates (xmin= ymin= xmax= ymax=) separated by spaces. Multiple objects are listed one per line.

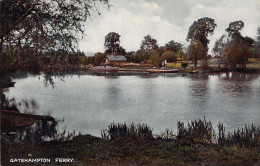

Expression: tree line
xmin=0 ymin=0 xmax=259 ymax=72
xmin=90 ymin=19 xmax=259 ymax=68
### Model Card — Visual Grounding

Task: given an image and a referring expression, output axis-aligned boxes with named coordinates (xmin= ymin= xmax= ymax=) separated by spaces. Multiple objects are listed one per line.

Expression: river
xmin=4 ymin=72 xmax=260 ymax=136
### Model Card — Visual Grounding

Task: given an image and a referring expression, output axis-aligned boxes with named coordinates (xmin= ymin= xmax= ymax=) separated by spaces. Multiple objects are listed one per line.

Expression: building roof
xmin=218 ymin=59 xmax=229 ymax=64
xmin=106 ymin=55 xmax=127 ymax=61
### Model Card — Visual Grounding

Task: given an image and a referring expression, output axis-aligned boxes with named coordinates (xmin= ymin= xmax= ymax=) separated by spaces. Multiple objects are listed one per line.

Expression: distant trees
xmin=165 ymin=40 xmax=183 ymax=53
xmin=93 ymin=52 xmax=106 ymax=66
xmin=148 ymin=51 xmax=161 ymax=67
xmin=161 ymin=51 xmax=177 ymax=62
xmin=212 ymin=20 xmax=257 ymax=69
xmin=140 ymin=35 xmax=159 ymax=50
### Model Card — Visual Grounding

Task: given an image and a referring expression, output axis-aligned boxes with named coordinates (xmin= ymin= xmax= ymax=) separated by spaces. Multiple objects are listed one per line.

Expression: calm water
xmin=4 ymin=72 xmax=260 ymax=136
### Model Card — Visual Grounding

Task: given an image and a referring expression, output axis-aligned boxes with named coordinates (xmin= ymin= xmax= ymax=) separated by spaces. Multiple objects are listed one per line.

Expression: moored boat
xmin=1 ymin=110 xmax=55 ymax=132
xmin=89 ymin=66 xmax=118 ymax=72
xmin=147 ymin=69 xmax=179 ymax=73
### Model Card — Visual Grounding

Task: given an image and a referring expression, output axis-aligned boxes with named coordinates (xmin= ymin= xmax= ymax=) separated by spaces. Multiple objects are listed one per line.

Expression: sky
xmin=79 ymin=0 xmax=260 ymax=55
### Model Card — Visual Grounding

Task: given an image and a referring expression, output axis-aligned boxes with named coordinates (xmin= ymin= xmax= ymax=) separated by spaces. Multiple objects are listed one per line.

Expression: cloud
xmin=79 ymin=0 xmax=260 ymax=53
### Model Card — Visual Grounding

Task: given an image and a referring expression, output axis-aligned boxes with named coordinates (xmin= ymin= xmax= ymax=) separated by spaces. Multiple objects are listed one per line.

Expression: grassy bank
xmin=2 ymin=119 xmax=260 ymax=165
xmin=2 ymin=135 xmax=259 ymax=166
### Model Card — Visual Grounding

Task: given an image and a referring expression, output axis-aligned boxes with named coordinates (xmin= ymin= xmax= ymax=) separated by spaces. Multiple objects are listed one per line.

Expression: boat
xmin=1 ymin=110 xmax=55 ymax=132
xmin=1 ymin=81 xmax=15 ymax=89
xmin=88 ymin=66 xmax=118 ymax=72
xmin=147 ymin=69 xmax=179 ymax=73
xmin=189 ymin=70 xmax=199 ymax=74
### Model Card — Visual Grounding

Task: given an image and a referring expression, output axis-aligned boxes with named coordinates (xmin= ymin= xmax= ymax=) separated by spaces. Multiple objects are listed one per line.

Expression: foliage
xmin=140 ymin=35 xmax=159 ymax=51
xmin=104 ymin=32 xmax=125 ymax=55
xmin=148 ymin=51 xmax=161 ymax=67
xmin=165 ymin=40 xmax=183 ymax=53
xmin=101 ymin=123 xmax=153 ymax=142
xmin=226 ymin=20 xmax=244 ymax=37
xmin=161 ymin=51 xmax=177 ymax=62
xmin=0 ymin=0 xmax=110 ymax=54
xmin=93 ymin=52 xmax=106 ymax=66
xmin=224 ymin=36 xmax=254 ymax=68
xmin=187 ymin=17 xmax=217 ymax=51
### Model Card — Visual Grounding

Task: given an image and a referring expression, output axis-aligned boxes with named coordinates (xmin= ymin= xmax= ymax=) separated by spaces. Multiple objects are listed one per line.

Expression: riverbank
xmin=2 ymin=134 xmax=259 ymax=166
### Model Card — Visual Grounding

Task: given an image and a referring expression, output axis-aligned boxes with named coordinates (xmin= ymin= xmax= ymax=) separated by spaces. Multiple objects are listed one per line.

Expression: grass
xmin=1 ymin=119 xmax=260 ymax=165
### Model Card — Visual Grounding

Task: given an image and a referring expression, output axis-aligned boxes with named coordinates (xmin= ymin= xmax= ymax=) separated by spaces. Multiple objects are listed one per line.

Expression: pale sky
xmin=79 ymin=0 xmax=260 ymax=54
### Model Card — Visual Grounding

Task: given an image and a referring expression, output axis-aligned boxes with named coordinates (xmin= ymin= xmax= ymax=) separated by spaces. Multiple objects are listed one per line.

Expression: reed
xmin=177 ymin=117 xmax=215 ymax=144
xmin=218 ymin=123 xmax=260 ymax=147
xmin=101 ymin=122 xmax=153 ymax=141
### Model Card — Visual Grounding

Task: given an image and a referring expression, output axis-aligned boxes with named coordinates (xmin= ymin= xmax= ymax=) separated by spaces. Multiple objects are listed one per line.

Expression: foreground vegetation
xmin=2 ymin=118 xmax=260 ymax=165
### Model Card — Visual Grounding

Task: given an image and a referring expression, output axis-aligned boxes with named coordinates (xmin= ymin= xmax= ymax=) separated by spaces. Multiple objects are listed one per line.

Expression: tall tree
xmin=140 ymin=35 xmax=159 ymax=51
xmin=104 ymin=32 xmax=123 ymax=55
xmin=187 ymin=17 xmax=217 ymax=52
xmin=223 ymin=21 xmax=255 ymax=68
xmin=0 ymin=0 xmax=110 ymax=54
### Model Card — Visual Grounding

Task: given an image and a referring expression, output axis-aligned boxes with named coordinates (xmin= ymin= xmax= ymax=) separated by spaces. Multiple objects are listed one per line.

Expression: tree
xmin=94 ymin=52 xmax=106 ymax=66
xmin=161 ymin=51 xmax=177 ymax=62
xmin=224 ymin=36 xmax=254 ymax=69
xmin=250 ymin=27 xmax=260 ymax=57
xmin=0 ymin=0 xmax=110 ymax=54
xmin=165 ymin=40 xmax=183 ymax=53
xmin=226 ymin=20 xmax=244 ymax=37
xmin=148 ymin=51 xmax=161 ymax=67
xmin=187 ymin=41 xmax=206 ymax=67
xmin=187 ymin=17 xmax=217 ymax=53
xmin=104 ymin=32 xmax=124 ymax=55
xmin=140 ymin=35 xmax=159 ymax=50
xmin=213 ymin=35 xmax=231 ymax=57
xmin=257 ymin=27 xmax=260 ymax=43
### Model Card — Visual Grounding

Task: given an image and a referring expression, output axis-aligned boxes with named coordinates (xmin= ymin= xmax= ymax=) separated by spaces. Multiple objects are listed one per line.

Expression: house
xmin=218 ymin=59 xmax=229 ymax=69
xmin=246 ymin=58 xmax=260 ymax=69
xmin=166 ymin=55 xmax=188 ymax=68
xmin=105 ymin=55 xmax=127 ymax=65
xmin=208 ymin=57 xmax=221 ymax=68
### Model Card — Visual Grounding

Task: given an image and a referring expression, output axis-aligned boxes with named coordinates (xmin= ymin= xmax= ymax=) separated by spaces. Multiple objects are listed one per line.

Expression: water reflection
xmin=3 ymin=72 xmax=260 ymax=137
